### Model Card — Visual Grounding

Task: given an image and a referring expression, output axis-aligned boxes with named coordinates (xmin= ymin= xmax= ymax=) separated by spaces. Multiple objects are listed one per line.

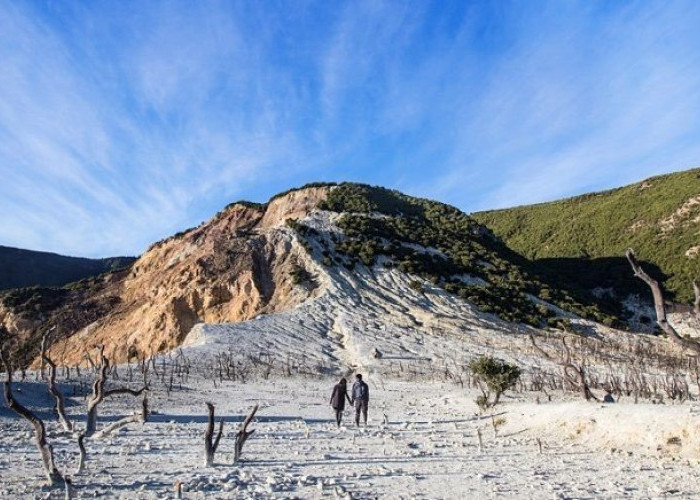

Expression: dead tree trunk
xmin=204 ymin=402 xmax=224 ymax=466
xmin=563 ymin=364 xmax=597 ymax=401
xmin=38 ymin=325 xmax=57 ymax=382
xmin=39 ymin=332 xmax=48 ymax=381
xmin=75 ymin=433 xmax=86 ymax=475
xmin=626 ymin=249 xmax=700 ymax=354
xmin=85 ymin=347 xmax=109 ymax=437
xmin=42 ymin=338 xmax=73 ymax=432
xmin=560 ymin=337 xmax=598 ymax=401
xmin=85 ymin=346 xmax=147 ymax=438
xmin=694 ymin=281 xmax=700 ymax=319
xmin=234 ymin=404 xmax=258 ymax=463
xmin=1 ymin=349 xmax=65 ymax=486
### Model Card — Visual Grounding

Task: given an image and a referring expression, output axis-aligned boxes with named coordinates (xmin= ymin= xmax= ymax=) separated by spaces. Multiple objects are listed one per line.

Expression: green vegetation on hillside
xmin=311 ymin=183 xmax=620 ymax=328
xmin=473 ymin=168 xmax=700 ymax=304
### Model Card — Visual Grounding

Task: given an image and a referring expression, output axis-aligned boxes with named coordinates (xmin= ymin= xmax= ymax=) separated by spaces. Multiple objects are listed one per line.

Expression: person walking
xmin=330 ymin=378 xmax=352 ymax=427
xmin=351 ymin=374 xmax=369 ymax=427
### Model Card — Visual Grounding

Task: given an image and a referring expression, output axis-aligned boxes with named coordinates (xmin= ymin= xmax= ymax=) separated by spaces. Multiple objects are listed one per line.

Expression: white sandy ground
xmin=3 ymin=208 xmax=700 ymax=498
xmin=2 ymin=376 xmax=700 ymax=499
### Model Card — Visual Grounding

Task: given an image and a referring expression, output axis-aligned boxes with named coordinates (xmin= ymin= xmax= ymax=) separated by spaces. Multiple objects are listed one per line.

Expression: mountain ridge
xmin=0 ymin=245 xmax=135 ymax=291
xmin=2 ymin=173 xmax=697 ymax=367
xmin=472 ymin=167 xmax=700 ymax=305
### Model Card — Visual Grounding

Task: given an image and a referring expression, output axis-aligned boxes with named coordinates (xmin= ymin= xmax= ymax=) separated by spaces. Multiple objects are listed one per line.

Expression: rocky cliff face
xmin=0 ymin=187 xmax=330 ymax=365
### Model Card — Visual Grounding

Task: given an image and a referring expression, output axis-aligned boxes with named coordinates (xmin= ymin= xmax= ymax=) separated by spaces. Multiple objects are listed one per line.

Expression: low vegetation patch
xmin=469 ymin=355 xmax=521 ymax=408
xmin=309 ymin=183 xmax=620 ymax=327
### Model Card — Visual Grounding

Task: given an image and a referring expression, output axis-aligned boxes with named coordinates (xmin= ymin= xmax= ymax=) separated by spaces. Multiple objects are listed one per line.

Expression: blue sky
xmin=2 ymin=1 xmax=700 ymax=257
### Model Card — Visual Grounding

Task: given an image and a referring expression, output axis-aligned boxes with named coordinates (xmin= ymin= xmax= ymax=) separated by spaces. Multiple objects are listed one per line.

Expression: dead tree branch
xmin=85 ymin=346 xmax=148 ymax=438
xmin=85 ymin=347 xmax=108 ymax=437
xmin=91 ymin=394 xmax=149 ymax=440
xmin=39 ymin=331 xmax=49 ymax=381
xmin=103 ymin=386 xmax=148 ymax=398
xmin=1 ymin=348 xmax=65 ymax=486
xmin=41 ymin=333 xmax=73 ymax=432
xmin=204 ymin=402 xmax=225 ymax=466
xmin=234 ymin=404 xmax=258 ymax=463
xmin=44 ymin=355 xmax=74 ymax=432
xmin=561 ymin=337 xmax=598 ymax=402
xmin=530 ymin=334 xmax=598 ymax=401
xmin=529 ymin=334 xmax=553 ymax=360
xmin=626 ymin=249 xmax=700 ymax=354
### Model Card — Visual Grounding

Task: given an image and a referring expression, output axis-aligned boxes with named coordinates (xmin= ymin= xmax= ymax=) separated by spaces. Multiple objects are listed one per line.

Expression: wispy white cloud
xmin=0 ymin=1 xmax=308 ymax=256
xmin=1 ymin=1 xmax=700 ymax=256
xmin=412 ymin=1 xmax=700 ymax=210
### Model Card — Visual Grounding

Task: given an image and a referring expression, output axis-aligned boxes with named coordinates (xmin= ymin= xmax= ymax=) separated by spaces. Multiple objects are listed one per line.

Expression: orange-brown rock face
xmin=1 ymin=187 xmax=330 ymax=366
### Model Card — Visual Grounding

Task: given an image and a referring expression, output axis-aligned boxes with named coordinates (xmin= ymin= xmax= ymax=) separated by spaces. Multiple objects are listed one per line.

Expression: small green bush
xmin=469 ymin=355 xmax=521 ymax=407
xmin=289 ymin=263 xmax=311 ymax=285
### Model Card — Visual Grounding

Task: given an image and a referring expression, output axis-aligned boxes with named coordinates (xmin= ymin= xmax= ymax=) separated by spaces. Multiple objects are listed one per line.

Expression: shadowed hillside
xmin=0 ymin=245 xmax=135 ymax=290
xmin=473 ymin=168 xmax=700 ymax=304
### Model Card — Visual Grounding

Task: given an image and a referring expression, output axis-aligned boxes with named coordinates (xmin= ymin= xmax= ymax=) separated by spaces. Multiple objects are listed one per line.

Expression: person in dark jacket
xmin=330 ymin=378 xmax=352 ymax=427
xmin=351 ymin=374 xmax=369 ymax=426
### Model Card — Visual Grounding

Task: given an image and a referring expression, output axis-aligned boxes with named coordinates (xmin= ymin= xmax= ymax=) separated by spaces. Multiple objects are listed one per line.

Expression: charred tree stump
xmin=204 ymin=402 xmax=225 ymax=466
xmin=234 ymin=404 xmax=258 ymax=463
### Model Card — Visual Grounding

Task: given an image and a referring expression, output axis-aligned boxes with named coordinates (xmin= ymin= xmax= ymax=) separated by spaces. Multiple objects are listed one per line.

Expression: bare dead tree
xmin=85 ymin=346 xmax=147 ymax=438
xmin=234 ymin=404 xmax=258 ymax=463
xmin=203 ymin=402 xmax=225 ymax=466
xmin=41 ymin=333 xmax=73 ymax=432
xmin=44 ymin=355 xmax=74 ymax=433
xmin=560 ymin=337 xmax=598 ymax=401
xmin=83 ymin=349 xmax=97 ymax=373
xmin=39 ymin=330 xmax=49 ymax=381
xmin=1 ymin=348 xmax=65 ymax=487
xmin=529 ymin=334 xmax=598 ymax=401
xmin=626 ymin=249 xmax=700 ymax=354
xmin=85 ymin=347 xmax=109 ymax=437
xmin=694 ymin=281 xmax=700 ymax=319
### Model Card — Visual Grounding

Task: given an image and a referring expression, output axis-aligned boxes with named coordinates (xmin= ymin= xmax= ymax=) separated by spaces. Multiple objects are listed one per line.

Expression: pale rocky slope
xmin=0 ymin=187 xmax=330 ymax=365
xmin=182 ymin=208 xmax=690 ymax=387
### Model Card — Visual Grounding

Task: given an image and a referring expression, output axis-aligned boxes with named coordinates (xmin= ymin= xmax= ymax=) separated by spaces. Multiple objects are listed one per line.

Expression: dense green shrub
xmin=469 ymin=355 xmax=521 ymax=407
xmin=1 ymin=287 xmax=69 ymax=314
xmin=289 ymin=263 xmax=311 ymax=285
